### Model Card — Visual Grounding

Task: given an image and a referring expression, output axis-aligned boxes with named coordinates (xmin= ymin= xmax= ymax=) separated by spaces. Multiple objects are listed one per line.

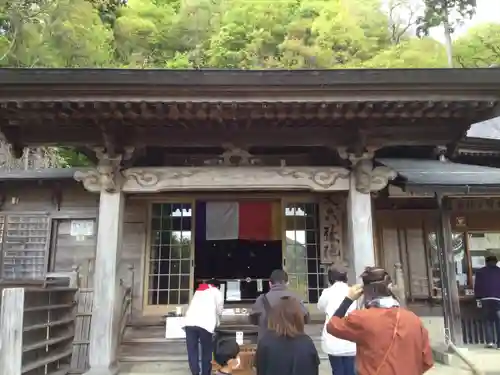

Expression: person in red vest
xmin=184 ymin=280 xmax=224 ymax=375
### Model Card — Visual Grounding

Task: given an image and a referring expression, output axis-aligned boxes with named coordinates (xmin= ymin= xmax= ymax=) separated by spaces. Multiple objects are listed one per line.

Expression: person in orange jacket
xmin=327 ymin=267 xmax=434 ymax=375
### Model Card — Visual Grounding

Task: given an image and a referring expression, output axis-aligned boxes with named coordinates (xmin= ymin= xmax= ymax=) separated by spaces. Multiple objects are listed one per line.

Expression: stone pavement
xmin=121 ymin=360 xmax=475 ymax=375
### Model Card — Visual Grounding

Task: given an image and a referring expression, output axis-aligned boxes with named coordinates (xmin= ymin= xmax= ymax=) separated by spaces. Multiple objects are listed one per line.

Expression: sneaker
xmin=485 ymin=343 xmax=495 ymax=348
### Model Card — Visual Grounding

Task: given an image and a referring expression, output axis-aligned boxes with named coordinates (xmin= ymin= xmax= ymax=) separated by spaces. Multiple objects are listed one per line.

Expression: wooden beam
xmin=1 ymin=69 xmax=500 ymax=101
xmin=0 ymin=100 xmax=496 ymax=122
xmin=4 ymin=126 xmax=470 ymax=149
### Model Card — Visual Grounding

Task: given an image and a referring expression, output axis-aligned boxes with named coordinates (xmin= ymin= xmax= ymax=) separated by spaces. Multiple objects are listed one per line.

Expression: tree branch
xmin=0 ymin=28 xmax=17 ymax=62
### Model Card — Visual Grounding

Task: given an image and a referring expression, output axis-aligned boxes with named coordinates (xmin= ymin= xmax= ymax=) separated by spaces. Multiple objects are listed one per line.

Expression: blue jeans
xmin=328 ymin=355 xmax=356 ymax=375
xmin=482 ymin=300 xmax=500 ymax=347
xmin=185 ymin=326 xmax=213 ymax=375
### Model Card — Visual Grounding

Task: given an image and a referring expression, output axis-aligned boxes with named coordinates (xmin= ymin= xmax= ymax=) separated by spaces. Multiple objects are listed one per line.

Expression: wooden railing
xmin=0 ymin=264 xmax=136 ymax=375
xmin=0 ymin=285 xmax=78 ymax=375
xmin=68 ymin=264 xmax=134 ymax=374
xmin=391 ymin=263 xmax=407 ymax=308
xmin=118 ymin=266 xmax=134 ymax=346
xmin=70 ymin=287 xmax=93 ymax=374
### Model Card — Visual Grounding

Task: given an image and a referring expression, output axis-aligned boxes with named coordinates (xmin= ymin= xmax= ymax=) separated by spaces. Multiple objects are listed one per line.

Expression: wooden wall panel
xmin=380 ymin=227 xmax=401 ymax=280
xmin=51 ymin=219 xmax=97 ymax=288
xmin=376 ymin=211 xmax=434 ymax=300
xmin=405 ymin=228 xmax=430 ymax=298
xmin=0 ymin=181 xmax=98 ymax=215
xmin=119 ymin=199 xmax=148 ymax=315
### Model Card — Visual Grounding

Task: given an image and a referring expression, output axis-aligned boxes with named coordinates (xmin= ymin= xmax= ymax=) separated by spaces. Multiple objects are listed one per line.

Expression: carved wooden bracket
xmin=74 ymin=147 xmax=135 ymax=193
xmin=74 ymin=166 xmax=352 ymax=193
xmin=353 ymin=159 xmax=397 ymax=194
xmin=339 ymin=150 xmax=397 ymax=193
xmin=204 ymin=144 xmax=262 ymax=166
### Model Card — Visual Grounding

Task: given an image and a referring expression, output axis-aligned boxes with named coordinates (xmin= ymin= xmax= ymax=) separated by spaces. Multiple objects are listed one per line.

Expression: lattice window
xmin=1 ymin=215 xmax=50 ymax=280
xmin=285 ymin=203 xmax=322 ymax=303
xmin=148 ymin=203 xmax=192 ymax=306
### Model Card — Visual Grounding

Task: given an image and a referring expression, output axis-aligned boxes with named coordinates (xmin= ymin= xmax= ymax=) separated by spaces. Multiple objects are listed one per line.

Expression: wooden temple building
xmin=1 ymin=68 xmax=500 ymax=375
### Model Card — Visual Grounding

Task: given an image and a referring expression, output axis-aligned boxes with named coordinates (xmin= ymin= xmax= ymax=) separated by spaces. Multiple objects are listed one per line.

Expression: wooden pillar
xmin=0 ymin=288 xmax=24 ymax=375
xmin=86 ymin=189 xmax=124 ymax=374
xmin=436 ymin=194 xmax=463 ymax=346
xmin=347 ymin=168 xmax=376 ymax=280
xmin=343 ymin=155 xmax=396 ymax=281
xmin=78 ymin=153 xmax=126 ymax=375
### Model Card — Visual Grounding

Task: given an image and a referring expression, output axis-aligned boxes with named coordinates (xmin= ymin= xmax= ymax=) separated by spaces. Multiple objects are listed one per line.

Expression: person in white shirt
xmin=184 ymin=279 xmax=224 ymax=375
xmin=317 ymin=266 xmax=356 ymax=375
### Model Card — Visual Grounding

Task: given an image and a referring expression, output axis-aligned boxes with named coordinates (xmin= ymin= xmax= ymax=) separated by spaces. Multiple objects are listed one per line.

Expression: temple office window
xmin=428 ymin=232 xmax=468 ymax=297
xmin=428 ymin=231 xmax=500 ymax=298
xmin=468 ymin=232 xmax=500 ymax=285
xmin=285 ymin=202 xmax=322 ymax=303
xmin=0 ymin=215 xmax=50 ymax=280
xmin=148 ymin=203 xmax=192 ymax=306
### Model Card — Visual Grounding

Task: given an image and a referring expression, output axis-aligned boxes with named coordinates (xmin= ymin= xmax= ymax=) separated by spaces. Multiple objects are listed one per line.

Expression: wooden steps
xmin=119 ymin=322 xmax=325 ymax=365
xmin=119 ymin=324 xmax=188 ymax=362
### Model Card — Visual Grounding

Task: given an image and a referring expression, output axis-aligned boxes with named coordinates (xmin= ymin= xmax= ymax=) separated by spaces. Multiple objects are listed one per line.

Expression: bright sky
xmin=430 ymin=0 xmax=500 ymax=42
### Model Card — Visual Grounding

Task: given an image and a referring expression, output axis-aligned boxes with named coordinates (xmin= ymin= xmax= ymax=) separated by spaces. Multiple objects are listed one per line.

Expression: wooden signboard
xmin=319 ymin=195 xmax=344 ymax=264
xmin=450 ymin=198 xmax=500 ymax=211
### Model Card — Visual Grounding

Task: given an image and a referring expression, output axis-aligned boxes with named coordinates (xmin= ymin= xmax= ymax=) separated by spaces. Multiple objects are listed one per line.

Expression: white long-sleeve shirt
xmin=184 ymin=285 xmax=224 ymax=333
xmin=317 ymin=282 xmax=356 ymax=356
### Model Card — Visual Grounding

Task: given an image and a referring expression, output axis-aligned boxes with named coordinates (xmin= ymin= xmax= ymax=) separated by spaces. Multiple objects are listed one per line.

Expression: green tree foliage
xmin=0 ymin=0 xmax=498 ymax=165
xmin=417 ymin=0 xmax=477 ymax=36
xmin=361 ymin=38 xmax=448 ymax=68
xmin=454 ymin=23 xmax=500 ymax=67
xmin=1 ymin=0 xmax=114 ymax=66
xmin=2 ymin=0 xmax=495 ymax=70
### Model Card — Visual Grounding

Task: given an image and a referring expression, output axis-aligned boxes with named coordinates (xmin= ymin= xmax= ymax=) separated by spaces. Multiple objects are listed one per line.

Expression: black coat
xmin=255 ymin=332 xmax=319 ymax=375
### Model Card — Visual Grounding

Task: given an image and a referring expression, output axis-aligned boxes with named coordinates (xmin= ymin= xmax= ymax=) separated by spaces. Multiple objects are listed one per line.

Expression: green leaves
xmin=0 ymin=0 xmax=495 ymax=70
xmin=454 ymin=23 xmax=500 ymax=67
xmin=417 ymin=0 xmax=477 ymax=36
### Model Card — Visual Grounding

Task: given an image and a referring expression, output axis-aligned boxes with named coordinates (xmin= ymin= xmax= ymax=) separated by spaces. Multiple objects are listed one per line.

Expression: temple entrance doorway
xmin=143 ymin=197 xmax=324 ymax=315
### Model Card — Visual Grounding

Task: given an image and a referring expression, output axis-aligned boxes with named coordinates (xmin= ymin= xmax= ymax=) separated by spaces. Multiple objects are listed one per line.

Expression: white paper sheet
xmin=471 ymin=256 xmax=486 ymax=269
xmin=236 ymin=331 xmax=244 ymax=345
xmin=257 ymin=279 xmax=263 ymax=292
xmin=226 ymin=280 xmax=241 ymax=301
xmin=469 ymin=235 xmax=488 ymax=251
xmin=165 ymin=317 xmax=186 ymax=339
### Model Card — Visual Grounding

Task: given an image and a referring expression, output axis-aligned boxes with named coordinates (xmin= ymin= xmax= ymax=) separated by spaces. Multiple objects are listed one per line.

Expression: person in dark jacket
xmin=249 ymin=269 xmax=310 ymax=340
xmin=474 ymin=255 xmax=500 ymax=349
xmin=255 ymin=296 xmax=320 ymax=375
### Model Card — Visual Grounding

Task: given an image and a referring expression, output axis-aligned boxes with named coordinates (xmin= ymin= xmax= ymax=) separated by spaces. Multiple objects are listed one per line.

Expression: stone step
xmin=119 ymin=341 xmax=326 ymax=365
xmin=431 ymin=343 xmax=499 ymax=374
xmin=120 ymin=357 xmax=334 ymax=375
xmin=119 ymin=323 xmax=324 ymax=364
xmin=120 ymin=361 xmax=468 ymax=375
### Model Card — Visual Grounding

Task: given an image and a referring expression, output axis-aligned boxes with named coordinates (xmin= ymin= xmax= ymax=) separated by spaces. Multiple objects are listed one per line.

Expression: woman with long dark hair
xmin=327 ymin=267 xmax=434 ymax=375
xmin=255 ymin=296 xmax=319 ymax=375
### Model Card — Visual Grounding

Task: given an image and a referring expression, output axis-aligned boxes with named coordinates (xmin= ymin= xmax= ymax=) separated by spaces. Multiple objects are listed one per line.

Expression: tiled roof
xmin=378 ymin=158 xmax=500 ymax=193
xmin=467 ymin=116 xmax=500 ymax=140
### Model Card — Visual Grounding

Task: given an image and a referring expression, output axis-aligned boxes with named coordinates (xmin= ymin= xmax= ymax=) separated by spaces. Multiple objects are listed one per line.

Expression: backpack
xmin=249 ymin=294 xmax=272 ymax=326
